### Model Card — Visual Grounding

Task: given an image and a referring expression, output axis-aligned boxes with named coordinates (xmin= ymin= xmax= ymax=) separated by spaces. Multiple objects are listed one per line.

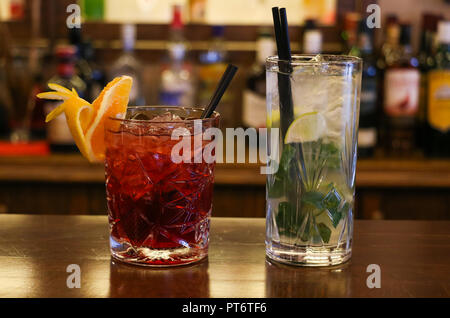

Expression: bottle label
xmin=384 ymin=69 xmax=420 ymax=117
xmin=358 ymin=128 xmax=377 ymax=148
xmin=427 ymin=70 xmax=450 ymax=132
xmin=242 ymin=90 xmax=266 ymax=128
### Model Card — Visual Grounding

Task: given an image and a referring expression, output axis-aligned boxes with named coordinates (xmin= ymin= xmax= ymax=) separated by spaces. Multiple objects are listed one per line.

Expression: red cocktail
xmin=105 ymin=106 xmax=219 ymax=266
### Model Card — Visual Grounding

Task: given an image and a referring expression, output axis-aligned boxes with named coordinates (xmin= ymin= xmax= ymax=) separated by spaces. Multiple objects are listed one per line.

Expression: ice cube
xmin=130 ymin=112 xmax=151 ymax=120
xmin=150 ymin=111 xmax=183 ymax=122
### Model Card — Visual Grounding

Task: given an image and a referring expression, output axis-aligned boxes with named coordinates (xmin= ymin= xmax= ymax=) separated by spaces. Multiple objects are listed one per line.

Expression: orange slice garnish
xmin=37 ymin=75 xmax=133 ymax=162
xmin=85 ymin=76 xmax=132 ymax=161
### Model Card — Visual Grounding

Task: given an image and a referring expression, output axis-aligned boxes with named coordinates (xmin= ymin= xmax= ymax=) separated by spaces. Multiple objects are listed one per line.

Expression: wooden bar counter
xmin=1 ymin=155 xmax=450 ymax=218
xmin=0 ymin=214 xmax=449 ymax=297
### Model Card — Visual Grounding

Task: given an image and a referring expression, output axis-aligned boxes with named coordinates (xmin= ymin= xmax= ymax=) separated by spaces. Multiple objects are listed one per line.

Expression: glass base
xmin=110 ymin=236 xmax=207 ymax=267
xmin=266 ymin=242 xmax=351 ymax=267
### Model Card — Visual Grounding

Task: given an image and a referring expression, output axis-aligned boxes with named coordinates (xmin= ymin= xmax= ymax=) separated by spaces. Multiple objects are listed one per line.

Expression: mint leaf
xmin=268 ymin=144 xmax=297 ymax=198
xmin=301 ymin=191 xmax=325 ymax=210
xmin=317 ymin=223 xmax=331 ymax=243
xmin=333 ymin=202 xmax=350 ymax=228
xmin=300 ymin=215 xmax=312 ymax=242
xmin=275 ymin=201 xmax=296 ymax=236
xmin=323 ymin=186 xmax=342 ymax=209
xmin=327 ymin=208 xmax=342 ymax=228
xmin=319 ymin=142 xmax=341 ymax=169
xmin=323 ymin=185 xmax=347 ymax=228
xmin=278 ymin=144 xmax=296 ymax=173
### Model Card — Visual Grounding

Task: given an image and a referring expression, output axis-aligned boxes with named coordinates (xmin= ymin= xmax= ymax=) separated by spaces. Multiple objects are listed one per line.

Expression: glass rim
xmin=107 ymin=106 xmax=220 ymax=124
xmin=266 ymin=54 xmax=362 ymax=66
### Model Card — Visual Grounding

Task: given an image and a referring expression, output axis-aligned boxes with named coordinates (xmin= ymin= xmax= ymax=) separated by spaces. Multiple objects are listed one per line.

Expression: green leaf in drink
xmin=276 ymin=201 xmax=299 ymax=236
xmin=301 ymin=191 xmax=325 ymax=210
xmin=268 ymin=144 xmax=297 ymax=198
xmin=317 ymin=223 xmax=331 ymax=243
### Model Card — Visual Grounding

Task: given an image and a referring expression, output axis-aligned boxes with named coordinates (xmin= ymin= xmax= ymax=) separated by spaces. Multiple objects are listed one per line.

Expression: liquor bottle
xmin=159 ymin=5 xmax=195 ymax=107
xmin=46 ymin=45 xmax=86 ymax=153
xmin=426 ymin=20 xmax=450 ymax=157
xmin=0 ymin=67 xmax=12 ymax=139
xmin=302 ymin=19 xmax=322 ymax=54
xmin=29 ymin=74 xmax=47 ymax=140
xmin=69 ymin=28 xmax=106 ymax=102
xmin=242 ymin=29 xmax=275 ymax=128
xmin=377 ymin=15 xmax=400 ymax=72
xmin=383 ymin=24 xmax=420 ymax=156
xmin=197 ymin=25 xmax=235 ymax=128
xmin=9 ymin=0 xmax=25 ymax=20
xmin=353 ymin=21 xmax=378 ymax=157
xmin=198 ymin=25 xmax=227 ymax=106
xmin=417 ymin=14 xmax=440 ymax=150
xmin=110 ymin=24 xmax=145 ymax=106
xmin=342 ymin=12 xmax=360 ymax=56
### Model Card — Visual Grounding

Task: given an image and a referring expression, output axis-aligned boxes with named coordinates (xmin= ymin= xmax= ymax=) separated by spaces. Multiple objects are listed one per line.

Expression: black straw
xmin=201 ymin=64 xmax=238 ymax=119
xmin=272 ymin=7 xmax=294 ymax=137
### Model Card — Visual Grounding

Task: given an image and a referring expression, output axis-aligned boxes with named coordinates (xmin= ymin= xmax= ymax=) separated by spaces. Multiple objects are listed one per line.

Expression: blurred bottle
xmin=9 ymin=0 xmax=25 ymax=20
xmin=383 ymin=23 xmax=420 ymax=156
xmin=417 ymin=14 xmax=441 ymax=150
xmin=377 ymin=15 xmax=399 ymax=153
xmin=0 ymin=65 xmax=12 ymax=139
xmin=377 ymin=15 xmax=400 ymax=71
xmin=242 ymin=29 xmax=275 ymax=128
xmin=28 ymin=74 xmax=47 ymax=140
xmin=159 ymin=5 xmax=195 ymax=107
xmin=0 ymin=16 xmax=13 ymax=139
xmin=46 ymin=45 xmax=86 ymax=153
xmin=198 ymin=25 xmax=235 ymax=127
xmin=110 ymin=24 xmax=145 ymax=106
xmin=342 ymin=12 xmax=360 ymax=55
xmin=69 ymin=28 xmax=106 ymax=102
xmin=352 ymin=21 xmax=378 ymax=158
xmin=302 ymin=19 xmax=322 ymax=54
xmin=425 ymin=20 xmax=450 ymax=157
xmin=8 ymin=48 xmax=34 ymax=143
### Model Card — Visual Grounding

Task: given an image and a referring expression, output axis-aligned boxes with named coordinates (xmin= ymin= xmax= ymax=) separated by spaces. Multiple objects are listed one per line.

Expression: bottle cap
xmin=422 ymin=13 xmax=442 ymax=32
xmin=122 ymin=24 xmax=136 ymax=51
xmin=304 ymin=19 xmax=317 ymax=30
xmin=171 ymin=5 xmax=183 ymax=30
xmin=212 ymin=25 xmax=225 ymax=37
xmin=437 ymin=20 xmax=450 ymax=44
xmin=386 ymin=14 xmax=398 ymax=26
xmin=399 ymin=24 xmax=412 ymax=45
xmin=55 ymin=45 xmax=76 ymax=61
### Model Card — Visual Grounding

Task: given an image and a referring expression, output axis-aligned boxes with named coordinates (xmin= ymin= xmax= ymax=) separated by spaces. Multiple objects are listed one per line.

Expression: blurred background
xmin=0 ymin=0 xmax=449 ymax=219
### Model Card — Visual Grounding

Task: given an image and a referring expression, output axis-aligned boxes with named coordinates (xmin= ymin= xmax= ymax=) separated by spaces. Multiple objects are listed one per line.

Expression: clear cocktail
xmin=265 ymin=55 xmax=362 ymax=266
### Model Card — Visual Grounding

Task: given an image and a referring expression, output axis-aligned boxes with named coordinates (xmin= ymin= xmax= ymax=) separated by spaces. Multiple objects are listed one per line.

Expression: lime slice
xmin=284 ymin=111 xmax=326 ymax=144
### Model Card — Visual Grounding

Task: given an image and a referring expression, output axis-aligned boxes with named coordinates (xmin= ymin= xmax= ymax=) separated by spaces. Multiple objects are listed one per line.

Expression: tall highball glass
xmin=265 ymin=55 xmax=362 ymax=266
